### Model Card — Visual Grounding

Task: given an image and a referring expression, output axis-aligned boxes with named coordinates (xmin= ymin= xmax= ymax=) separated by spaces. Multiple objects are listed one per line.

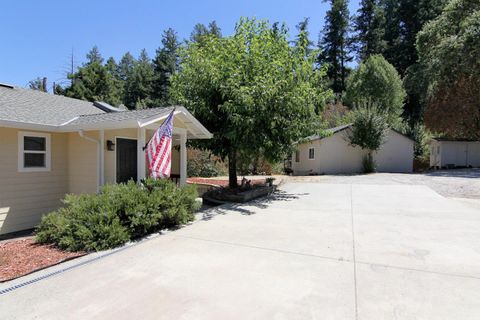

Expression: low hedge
xmin=35 ymin=179 xmax=200 ymax=252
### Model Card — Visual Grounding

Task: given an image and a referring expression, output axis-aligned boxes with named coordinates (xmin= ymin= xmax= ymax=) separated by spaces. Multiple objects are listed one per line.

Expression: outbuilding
xmin=291 ymin=124 xmax=414 ymax=175
xmin=430 ymin=138 xmax=480 ymax=169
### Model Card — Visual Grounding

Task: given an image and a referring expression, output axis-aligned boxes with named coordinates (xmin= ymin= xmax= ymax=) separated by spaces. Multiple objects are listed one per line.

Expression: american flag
xmin=146 ymin=110 xmax=174 ymax=179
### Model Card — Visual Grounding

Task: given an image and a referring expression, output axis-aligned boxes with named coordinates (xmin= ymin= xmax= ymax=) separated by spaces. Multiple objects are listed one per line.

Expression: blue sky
xmin=0 ymin=0 xmax=359 ymax=90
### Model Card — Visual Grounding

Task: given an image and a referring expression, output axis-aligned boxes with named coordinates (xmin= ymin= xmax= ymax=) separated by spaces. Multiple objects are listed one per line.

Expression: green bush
xmin=36 ymin=179 xmax=200 ymax=252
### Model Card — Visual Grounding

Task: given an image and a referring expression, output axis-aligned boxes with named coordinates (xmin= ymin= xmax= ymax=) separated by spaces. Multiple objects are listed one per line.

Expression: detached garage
xmin=291 ymin=124 xmax=414 ymax=175
xmin=430 ymin=139 xmax=480 ymax=169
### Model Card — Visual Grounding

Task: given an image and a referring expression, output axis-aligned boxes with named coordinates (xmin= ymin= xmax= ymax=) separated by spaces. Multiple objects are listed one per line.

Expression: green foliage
xmin=187 ymin=149 xmax=225 ymax=177
xmin=65 ymin=46 xmax=123 ymax=107
xmin=152 ymin=28 xmax=180 ymax=107
xmin=124 ymin=49 xmax=155 ymax=109
xmin=36 ymin=179 xmax=199 ymax=252
xmin=345 ymin=54 xmax=406 ymax=126
xmin=405 ymin=123 xmax=432 ymax=160
xmin=348 ymin=104 xmax=389 ymax=152
xmin=35 ymin=194 xmax=130 ymax=252
xmin=353 ymin=0 xmax=387 ymax=59
xmin=417 ymin=0 xmax=480 ymax=99
xmin=318 ymin=0 xmax=353 ymax=94
xmin=172 ymin=17 xmax=331 ymax=187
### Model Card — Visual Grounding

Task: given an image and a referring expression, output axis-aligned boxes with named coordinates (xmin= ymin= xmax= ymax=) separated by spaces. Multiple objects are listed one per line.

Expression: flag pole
xmin=142 ymin=107 xmax=176 ymax=151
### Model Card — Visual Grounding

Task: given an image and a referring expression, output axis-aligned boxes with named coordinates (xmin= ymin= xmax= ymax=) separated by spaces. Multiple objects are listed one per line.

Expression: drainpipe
xmin=78 ymin=130 xmax=103 ymax=193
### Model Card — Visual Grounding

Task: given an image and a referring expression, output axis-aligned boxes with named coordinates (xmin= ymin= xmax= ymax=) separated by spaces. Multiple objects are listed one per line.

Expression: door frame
xmin=114 ymin=136 xmax=138 ymax=183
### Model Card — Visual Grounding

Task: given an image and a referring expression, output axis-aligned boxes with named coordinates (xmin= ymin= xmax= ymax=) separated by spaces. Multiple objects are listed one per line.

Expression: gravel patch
xmin=287 ymin=168 xmax=480 ymax=199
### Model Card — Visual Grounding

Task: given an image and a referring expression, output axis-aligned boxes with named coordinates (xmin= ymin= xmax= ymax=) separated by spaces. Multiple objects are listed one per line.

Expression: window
xmin=308 ymin=148 xmax=315 ymax=160
xmin=437 ymin=146 xmax=440 ymax=155
xmin=18 ymin=132 xmax=51 ymax=172
xmin=295 ymin=150 xmax=300 ymax=162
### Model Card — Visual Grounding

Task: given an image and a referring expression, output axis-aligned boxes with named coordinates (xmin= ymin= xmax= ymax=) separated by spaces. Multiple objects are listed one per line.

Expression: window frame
xmin=18 ymin=131 xmax=51 ymax=172
xmin=308 ymin=147 xmax=315 ymax=160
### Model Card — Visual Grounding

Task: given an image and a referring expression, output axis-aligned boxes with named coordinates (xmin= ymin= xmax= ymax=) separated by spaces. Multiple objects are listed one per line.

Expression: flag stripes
xmin=146 ymin=110 xmax=174 ymax=179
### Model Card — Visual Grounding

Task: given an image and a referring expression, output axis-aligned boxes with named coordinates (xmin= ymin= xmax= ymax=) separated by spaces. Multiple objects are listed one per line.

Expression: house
xmin=0 ymin=83 xmax=212 ymax=235
xmin=430 ymin=138 xmax=480 ymax=169
xmin=291 ymin=124 xmax=414 ymax=175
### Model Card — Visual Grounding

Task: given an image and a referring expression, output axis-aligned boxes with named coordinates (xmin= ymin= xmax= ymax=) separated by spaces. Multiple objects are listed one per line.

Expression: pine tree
xmin=294 ymin=18 xmax=313 ymax=55
xmin=65 ymin=46 xmax=121 ymax=106
xmin=318 ymin=0 xmax=353 ymax=96
xmin=190 ymin=23 xmax=209 ymax=43
xmin=152 ymin=28 xmax=180 ymax=106
xmin=190 ymin=21 xmax=222 ymax=44
xmin=354 ymin=0 xmax=386 ymax=60
xmin=118 ymin=52 xmax=135 ymax=82
xmin=208 ymin=21 xmax=222 ymax=38
xmin=124 ymin=49 xmax=154 ymax=109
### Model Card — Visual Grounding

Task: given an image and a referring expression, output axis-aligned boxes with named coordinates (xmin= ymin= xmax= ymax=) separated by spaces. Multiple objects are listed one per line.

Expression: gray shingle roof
xmin=67 ymin=106 xmax=174 ymax=126
xmin=307 ymin=124 xmax=352 ymax=141
xmin=0 ymin=85 xmax=104 ymax=126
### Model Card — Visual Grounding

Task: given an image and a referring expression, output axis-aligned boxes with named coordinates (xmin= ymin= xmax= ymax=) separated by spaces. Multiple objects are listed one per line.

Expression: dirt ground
xmin=286 ymin=168 xmax=480 ymax=200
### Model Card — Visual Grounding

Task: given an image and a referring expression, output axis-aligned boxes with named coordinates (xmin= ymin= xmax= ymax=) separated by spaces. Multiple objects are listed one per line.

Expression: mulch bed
xmin=187 ymin=177 xmax=266 ymax=187
xmin=0 ymin=238 xmax=85 ymax=282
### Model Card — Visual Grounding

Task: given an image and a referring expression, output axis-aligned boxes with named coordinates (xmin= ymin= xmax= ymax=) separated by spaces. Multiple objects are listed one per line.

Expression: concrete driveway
xmin=1 ymin=182 xmax=480 ymax=319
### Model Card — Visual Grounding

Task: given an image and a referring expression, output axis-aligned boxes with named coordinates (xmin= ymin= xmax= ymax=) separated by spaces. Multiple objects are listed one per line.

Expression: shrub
xmin=187 ymin=148 xmax=226 ymax=177
xmin=36 ymin=179 xmax=200 ymax=252
xmin=36 ymin=194 xmax=130 ymax=251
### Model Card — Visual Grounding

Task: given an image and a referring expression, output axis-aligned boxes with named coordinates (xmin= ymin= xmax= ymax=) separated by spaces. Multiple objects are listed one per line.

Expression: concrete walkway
xmin=1 ymin=182 xmax=480 ymax=319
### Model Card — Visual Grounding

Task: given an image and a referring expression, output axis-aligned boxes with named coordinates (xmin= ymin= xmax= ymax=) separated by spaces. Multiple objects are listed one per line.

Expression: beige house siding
xmin=292 ymin=129 xmax=413 ymax=175
xmin=0 ymin=128 xmax=68 ymax=235
xmin=375 ymin=130 xmax=414 ymax=173
xmin=0 ymin=123 xmax=185 ymax=235
xmin=67 ymin=131 xmax=98 ymax=194
xmin=104 ymin=128 xmax=138 ymax=184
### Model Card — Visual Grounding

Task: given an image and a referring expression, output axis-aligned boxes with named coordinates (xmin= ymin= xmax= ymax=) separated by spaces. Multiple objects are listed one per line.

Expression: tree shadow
xmin=199 ymin=190 xmax=309 ymax=220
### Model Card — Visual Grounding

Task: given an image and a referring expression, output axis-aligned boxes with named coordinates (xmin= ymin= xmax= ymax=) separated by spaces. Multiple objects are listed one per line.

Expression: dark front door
xmin=116 ymin=138 xmax=137 ymax=183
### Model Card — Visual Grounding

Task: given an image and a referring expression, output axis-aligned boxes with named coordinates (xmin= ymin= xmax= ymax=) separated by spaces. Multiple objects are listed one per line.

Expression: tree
xmin=353 ymin=0 xmax=386 ymax=59
xmin=347 ymin=104 xmax=389 ymax=172
xmin=172 ymin=18 xmax=331 ymax=187
xmin=65 ymin=46 xmax=122 ymax=106
xmin=152 ymin=28 xmax=180 ymax=106
xmin=190 ymin=21 xmax=221 ymax=44
xmin=118 ymin=52 xmax=135 ymax=82
xmin=318 ymin=0 xmax=353 ymax=95
xmin=418 ymin=0 xmax=480 ymax=139
xmin=345 ymin=54 xmax=406 ymax=126
xmin=28 ymin=77 xmax=47 ymax=92
xmin=124 ymin=49 xmax=154 ymax=109
xmin=294 ymin=18 xmax=313 ymax=54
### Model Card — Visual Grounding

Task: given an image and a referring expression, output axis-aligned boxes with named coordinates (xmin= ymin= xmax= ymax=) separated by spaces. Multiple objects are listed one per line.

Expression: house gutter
xmin=78 ymin=130 xmax=104 ymax=193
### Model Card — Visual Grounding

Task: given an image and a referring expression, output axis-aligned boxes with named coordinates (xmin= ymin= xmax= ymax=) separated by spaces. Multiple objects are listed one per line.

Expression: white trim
xmin=99 ymin=130 xmax=105 ymax=186
xmin=17 ymin=131 xmax=51 ymax=172
xmin=114 ymin=136 xmax=138 ymax=184
xmin=137 ymin=128 xmax=146 ymax=183
xmin=179 ymin=132 xmax=187 ymax=186
xmin=308 ymin=147 xmax=315 ymax=160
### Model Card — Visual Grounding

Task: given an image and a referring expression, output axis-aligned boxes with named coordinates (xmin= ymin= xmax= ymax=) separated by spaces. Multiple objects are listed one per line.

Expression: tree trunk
xmin=228 ymin=147 xmax=238 ymax=188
